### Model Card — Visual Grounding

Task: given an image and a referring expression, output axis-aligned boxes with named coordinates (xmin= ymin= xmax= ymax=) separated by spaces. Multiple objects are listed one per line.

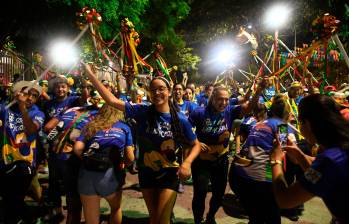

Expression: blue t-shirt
xmin=77 ymin=121 xmax=133 ymax=167
xmin=0 ymin=104 xmax=45 ymax=167
xmin=259 ymin=86 xmax=276 ymax=104
xmin=46 ymin=95 xmax=80 ymax=119
xmin=229 ymin=97 xmax=239 ymax=105
xmin=235 ymin=118 xmax=295 ymax=182
xmin=299 ymin=148 xmax=349 ymax=222
xmin=239 ymin=116 xmax=257 ymax=137
xmin=125 ymin=102 xmax=196 ymax=171
xmin=197 ymin=95 xmax=209 ymax=107
xmin=189 ymin=105 xmax=241 ymax=160
xmin=177 ymin=100 xmax=198 ymax=117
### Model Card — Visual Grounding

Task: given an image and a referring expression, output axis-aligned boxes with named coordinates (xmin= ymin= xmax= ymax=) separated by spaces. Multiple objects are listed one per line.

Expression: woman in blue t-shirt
xmin=230 ymin=94 xmax=294 ymax=224
xmin=189 ymin=84 xmax=264 ymax=224
xmin=271 ymin=94 xmax=349 ymax=224
xmin=82 ymin=63 xmax=202 ymax=224
xmin=74 ymin=104 xmax=134 ymax=224
xmin=173 ymin=83 xmax=197 ymax=117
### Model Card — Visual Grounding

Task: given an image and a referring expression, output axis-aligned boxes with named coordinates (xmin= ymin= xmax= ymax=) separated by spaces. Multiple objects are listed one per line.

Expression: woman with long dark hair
xmin=271 ymin=94 xmax=349 ymax=223
xmin=82 ymin=63 xmax=201 ymax=224
xmin=74 ymin=104 xmax=134 ymax=224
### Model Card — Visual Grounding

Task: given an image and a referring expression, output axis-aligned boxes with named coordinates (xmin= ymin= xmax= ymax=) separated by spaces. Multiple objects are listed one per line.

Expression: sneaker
xmin=194 ymin=219 xmax=205 ymax=224
xmin=178 ymin=183 xmax=185 ymax=193
xmin=183 ymin=176 xmax=193 ymax=185
xmin=170 ymin=212 xmax=175 ymax=224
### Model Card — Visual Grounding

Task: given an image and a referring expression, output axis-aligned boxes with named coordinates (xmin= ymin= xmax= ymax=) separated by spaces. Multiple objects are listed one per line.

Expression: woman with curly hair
xmin=74 ymin=104 xmax=134 ymax=224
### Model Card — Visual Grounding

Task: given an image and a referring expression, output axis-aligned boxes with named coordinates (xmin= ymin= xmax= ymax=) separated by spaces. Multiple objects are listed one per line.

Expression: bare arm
xmin=74 ymin=141 xmax=85 ymax=158
xmin=17 ymin=93 xmax=41 ymax=136
xmin=283 ymin=142 xmax=315 ymax=171
xmin=82 ymin=62 xmax=126 ymax=111
xmin=271 ymin=140 xmax=315 ymax=208
xmin=178 ymin=139 xmax=201 ymax=180
xmin=241 ymin=79 xmax=266 ymax=116
xmin=272 ymin=164 xmax=314 ymax=208
xmin=124 ymin=146 xmax=135 ymax=166
xmin=44 ymin=117 xmax=60 ymax=133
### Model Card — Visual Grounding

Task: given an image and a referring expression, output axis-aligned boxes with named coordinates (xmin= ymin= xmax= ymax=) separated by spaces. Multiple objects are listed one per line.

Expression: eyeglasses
xmin=150 ymin=86 xmax=168 ymax=94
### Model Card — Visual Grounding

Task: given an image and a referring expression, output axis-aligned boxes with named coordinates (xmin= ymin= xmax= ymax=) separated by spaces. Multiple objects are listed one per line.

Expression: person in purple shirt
xmin=0 ymin=81 xmax=45 ymax=224
xmin=197 ymin=83 xmax=214 ymax=107
xmin=44 ymin=105 xmax=98 ymax=223
xmin=83 ymin=62 xmax=202 ymax=224
xmin=45 ymin=75 xmax=88 ymax=120
xmin=231 ymin=94 xmax=297 ymax=224
xmin=74 ymin=104 xmax=134 ymax=224
xmin=189 ymin=82 xmax=265 ymax=224
xmin=173 ymin=83 xmax=198 ymax=117
xmin=271 ymin=94 xmax=349 ymax=224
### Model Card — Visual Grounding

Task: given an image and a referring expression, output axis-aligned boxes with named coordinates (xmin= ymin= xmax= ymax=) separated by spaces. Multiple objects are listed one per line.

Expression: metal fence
xmin=0 ymin=50 xmax=25 ymax=85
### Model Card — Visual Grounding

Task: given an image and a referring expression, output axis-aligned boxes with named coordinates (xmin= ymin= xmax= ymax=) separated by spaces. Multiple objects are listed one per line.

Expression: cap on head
xmin=13 ymin=80 xmax=42 ymax=95
xmin=290 ymin=81 xmax=301 ymax=89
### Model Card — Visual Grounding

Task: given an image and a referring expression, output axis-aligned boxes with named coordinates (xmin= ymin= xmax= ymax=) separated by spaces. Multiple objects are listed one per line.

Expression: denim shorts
xmin=78 ymin=167 xmax=125 ymax=197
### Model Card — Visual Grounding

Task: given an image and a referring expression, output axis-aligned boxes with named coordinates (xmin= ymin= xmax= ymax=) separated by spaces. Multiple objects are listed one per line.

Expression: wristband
xmin=270 ymin=159 xmax=282 ymax=166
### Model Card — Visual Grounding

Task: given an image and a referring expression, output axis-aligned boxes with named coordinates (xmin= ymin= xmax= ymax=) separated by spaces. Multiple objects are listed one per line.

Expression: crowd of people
xmin=0 ymin=63 xmax=349 ymax=224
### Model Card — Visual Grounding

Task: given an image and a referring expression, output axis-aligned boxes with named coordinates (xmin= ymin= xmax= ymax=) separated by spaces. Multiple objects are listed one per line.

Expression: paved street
xmin=96 ymin=173 xmax=331 ymax=224
xmin=14 ymin=171 xmax=330 ymax=223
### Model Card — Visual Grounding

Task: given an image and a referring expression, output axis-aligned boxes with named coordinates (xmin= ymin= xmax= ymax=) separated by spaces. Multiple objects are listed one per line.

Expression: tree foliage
xmin=49 ymin=0 xmax=201 ymax=72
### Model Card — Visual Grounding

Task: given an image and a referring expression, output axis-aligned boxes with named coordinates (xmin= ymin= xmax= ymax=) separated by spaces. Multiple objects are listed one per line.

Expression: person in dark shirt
xmin=271 ymin=94 xmax=349 ymax=224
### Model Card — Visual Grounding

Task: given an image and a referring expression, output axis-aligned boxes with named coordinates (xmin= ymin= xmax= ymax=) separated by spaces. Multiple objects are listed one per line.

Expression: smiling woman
xmin=82 ymin=63 xmax=202 ymax=224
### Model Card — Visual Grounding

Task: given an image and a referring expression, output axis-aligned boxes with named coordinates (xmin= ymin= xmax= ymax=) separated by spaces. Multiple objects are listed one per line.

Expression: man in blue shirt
xmin=0 ymin=81 xmax=45 ymax=223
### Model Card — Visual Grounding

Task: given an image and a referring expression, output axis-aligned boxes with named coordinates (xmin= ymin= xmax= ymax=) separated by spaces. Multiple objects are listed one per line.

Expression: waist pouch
xmin=82 ymin=146 xmax=121 ymax=172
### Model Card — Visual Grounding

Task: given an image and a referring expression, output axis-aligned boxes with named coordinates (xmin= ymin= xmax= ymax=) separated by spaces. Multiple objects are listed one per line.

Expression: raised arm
xmin=82 ymin=62 xmax=125 ymax=111
xmin=241 ymin=79 xmax=266 ymax=115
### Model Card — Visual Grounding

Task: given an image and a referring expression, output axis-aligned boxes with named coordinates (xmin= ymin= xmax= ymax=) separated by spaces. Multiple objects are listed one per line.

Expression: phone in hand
xmin=277 ymin=124 xmax=288 ymax=147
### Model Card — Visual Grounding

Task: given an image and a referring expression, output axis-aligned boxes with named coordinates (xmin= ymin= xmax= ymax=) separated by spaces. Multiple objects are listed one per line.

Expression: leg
xmin=62 ymin=156 xmax=82 ymax=224
xmin=47 ymin=153 xmax=63 ymax=216
xmin=192 ymin=160 xmax=210 ymax=223
xmin=207 ymin=157 xmax=229 ymax=221
xmin=141 ymin=188 xmax=158 ymax=224
xmin=155 ymin=188 xmax=177 ymax=224
xmin=66 ymin=196 xmax=82 ymax=224
xmin=80 ymin=194 xmax=101 ymax=224
xmin=0 ymin=162 xmax=33 ymax=223
xmin=105 ymin=191 xmax=123 ymax=224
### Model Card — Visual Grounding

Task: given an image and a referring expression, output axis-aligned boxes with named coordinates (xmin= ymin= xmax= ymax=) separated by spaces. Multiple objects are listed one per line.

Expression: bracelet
xmin=270 ymin=159 xmax=282 ymax=166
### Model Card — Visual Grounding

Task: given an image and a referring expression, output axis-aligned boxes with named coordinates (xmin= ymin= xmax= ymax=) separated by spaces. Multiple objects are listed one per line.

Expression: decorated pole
xmin=332 ymin=34 xmax=349 ymax=69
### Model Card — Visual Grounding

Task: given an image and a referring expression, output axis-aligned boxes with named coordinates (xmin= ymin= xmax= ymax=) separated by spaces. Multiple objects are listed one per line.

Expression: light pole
xmin=264 ymin=4 xmax=291 ymax=73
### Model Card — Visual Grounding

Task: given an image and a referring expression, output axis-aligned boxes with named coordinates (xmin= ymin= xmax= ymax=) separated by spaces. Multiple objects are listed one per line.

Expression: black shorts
xmin=138 ymin=167 xmax=179 ymax=192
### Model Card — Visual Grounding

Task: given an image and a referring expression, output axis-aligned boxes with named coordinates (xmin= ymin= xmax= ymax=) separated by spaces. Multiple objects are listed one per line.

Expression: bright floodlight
xmin=265 ymin=4 xmax=291 ymax=29
xmin=218 ymin=49 xmax=233 ymax=64
xmin=50 ymin=41 xmax=79 ymax=67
